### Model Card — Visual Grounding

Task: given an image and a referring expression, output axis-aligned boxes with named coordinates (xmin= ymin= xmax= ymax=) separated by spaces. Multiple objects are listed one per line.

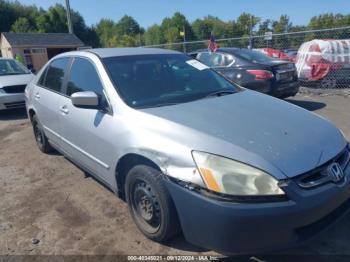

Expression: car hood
xmin=141 ymin=90 xmax=346 ymax=178
xmin=0 ymin=74 xmax=34 ymax=87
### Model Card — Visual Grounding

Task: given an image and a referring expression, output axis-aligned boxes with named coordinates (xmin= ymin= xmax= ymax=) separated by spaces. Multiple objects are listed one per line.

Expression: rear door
xmin=32 ymin=57 xmax=71 ymax=148
xmin=58 ymin=57 xmax=115 ymax=184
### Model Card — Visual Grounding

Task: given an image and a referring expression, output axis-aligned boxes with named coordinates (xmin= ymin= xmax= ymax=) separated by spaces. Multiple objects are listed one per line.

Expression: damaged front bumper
xmin=164 ymin=163 xmax=350 ymax=255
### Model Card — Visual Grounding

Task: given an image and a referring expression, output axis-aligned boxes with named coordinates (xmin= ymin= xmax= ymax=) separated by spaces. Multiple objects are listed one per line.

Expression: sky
xmin=16 ymin=0 xmax=350 ymax=28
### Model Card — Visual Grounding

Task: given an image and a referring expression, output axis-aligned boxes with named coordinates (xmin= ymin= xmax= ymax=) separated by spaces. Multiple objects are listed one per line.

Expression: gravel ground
xmin=0 ymin=92 xmax=349 ymax=259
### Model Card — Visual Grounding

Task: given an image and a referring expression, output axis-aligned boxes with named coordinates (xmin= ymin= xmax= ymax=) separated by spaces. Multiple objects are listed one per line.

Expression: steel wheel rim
xmin=131 ymin=179 xmax=161 ymax=234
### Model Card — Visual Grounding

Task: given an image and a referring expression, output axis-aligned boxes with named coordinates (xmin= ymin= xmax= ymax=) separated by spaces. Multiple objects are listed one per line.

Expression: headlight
xmin=192 ymin=151 xmax=285 ymax=196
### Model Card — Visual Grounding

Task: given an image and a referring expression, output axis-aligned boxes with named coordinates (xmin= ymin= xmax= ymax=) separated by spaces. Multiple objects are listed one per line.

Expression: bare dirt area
xmin=0 ymin=92 xmax=349 ymax=258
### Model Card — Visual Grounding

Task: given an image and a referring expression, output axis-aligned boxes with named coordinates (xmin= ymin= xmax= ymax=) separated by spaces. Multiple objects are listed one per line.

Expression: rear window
xmin=233 ymin=49 xmax=276 ymax=63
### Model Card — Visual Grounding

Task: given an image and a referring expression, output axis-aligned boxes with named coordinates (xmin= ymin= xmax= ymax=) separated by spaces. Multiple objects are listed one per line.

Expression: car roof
xmin=86 ymin=47 xmax=182 ymax=58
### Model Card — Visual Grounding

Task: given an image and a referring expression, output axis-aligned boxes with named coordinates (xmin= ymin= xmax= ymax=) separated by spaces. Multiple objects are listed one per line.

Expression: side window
xmin=43 ymin=58 xmax=70 ymax=93
xmin=66 ymin=57 xmax=104 ymax=97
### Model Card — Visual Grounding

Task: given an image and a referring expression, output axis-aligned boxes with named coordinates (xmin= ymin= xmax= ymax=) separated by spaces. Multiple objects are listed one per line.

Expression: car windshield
xmin=103 ymin=54 xmax=239 ymax=108
xmin=232 ymin=49 xmax=276 ymax=63
xmin=0 ymin=59 xmax=30 ymax=76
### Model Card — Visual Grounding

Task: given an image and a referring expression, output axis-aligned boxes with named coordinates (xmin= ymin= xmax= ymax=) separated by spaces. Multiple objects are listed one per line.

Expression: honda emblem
xmin=328 ymin=163 xmax=344 ymax=182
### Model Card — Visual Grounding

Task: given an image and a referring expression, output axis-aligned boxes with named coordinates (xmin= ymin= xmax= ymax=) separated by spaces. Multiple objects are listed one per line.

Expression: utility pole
xmin=65 ymin=0 xmax=73 ymax=34
xmin=182 ymin=25 xmax=186 ymax=53
xmin=249 ymin=15 xmax=253 ymax=49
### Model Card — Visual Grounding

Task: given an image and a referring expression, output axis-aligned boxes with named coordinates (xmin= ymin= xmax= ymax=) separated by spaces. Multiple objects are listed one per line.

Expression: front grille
xmin=2 ymin=85 xmax=26 ymax=93
xmin=296 ymin=147 xmax=349 ymax=189
xmin=4 ymin=101 xmax=25 ymax=109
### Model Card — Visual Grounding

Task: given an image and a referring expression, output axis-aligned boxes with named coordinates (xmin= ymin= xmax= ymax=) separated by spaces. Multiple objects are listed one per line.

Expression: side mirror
xmin=71 ymin=91 xmax=99 ymax=109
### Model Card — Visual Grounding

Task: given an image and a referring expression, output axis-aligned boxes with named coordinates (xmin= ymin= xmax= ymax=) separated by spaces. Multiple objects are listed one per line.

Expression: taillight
xmin=247 ymin=70 xmax=274 ymax=80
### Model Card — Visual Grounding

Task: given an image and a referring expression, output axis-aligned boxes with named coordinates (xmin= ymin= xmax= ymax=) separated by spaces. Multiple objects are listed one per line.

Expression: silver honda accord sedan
xmin=25 ymin=48 xmax=350 ymax=254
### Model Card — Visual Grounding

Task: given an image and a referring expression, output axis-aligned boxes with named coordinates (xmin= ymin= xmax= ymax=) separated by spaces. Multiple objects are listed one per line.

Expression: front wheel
xmin=125 ymin=165 xmax=180 ymax=242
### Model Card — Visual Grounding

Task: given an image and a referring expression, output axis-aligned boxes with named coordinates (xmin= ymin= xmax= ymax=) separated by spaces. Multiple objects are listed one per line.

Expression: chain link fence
xmin=144 ymin=26 xmax=350 ymax=89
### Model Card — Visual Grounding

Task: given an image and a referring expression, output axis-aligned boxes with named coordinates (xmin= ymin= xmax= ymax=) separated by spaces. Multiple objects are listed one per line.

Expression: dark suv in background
xmin=190 ymin=48 xmax=300 ymax=98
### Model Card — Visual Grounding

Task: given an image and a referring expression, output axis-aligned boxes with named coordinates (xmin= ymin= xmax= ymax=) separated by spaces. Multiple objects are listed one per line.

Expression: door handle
xmin=59 ymin=105 xmax=69 ymax=114
xmin=34 ymin=93 xmax=40 ymax=99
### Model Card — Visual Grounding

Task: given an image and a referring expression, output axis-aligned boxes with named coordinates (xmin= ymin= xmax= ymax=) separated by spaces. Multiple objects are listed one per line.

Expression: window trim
xmin=64 ymin=55 xmax=113 ymax=115
xmin=37 ymin=65 xmax=49 ymax=87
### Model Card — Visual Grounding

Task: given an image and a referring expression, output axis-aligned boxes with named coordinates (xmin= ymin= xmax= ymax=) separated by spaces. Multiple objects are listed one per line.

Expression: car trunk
xmin=270 ymin=62 xmax=297 ymax=84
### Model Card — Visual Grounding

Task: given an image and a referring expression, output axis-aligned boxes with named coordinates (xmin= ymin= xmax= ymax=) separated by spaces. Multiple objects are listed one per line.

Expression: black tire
xmin=320 ymin=76 xmax=337 ymax=89
xmin=31 ymin=114 xmax=53 ymax=153
xmin=125 ymin=165 xmax=180 ymax=242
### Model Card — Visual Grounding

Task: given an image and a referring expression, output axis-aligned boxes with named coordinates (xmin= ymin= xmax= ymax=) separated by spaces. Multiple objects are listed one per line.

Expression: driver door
xmin=58 ymin=57 xmax=115 ymax=185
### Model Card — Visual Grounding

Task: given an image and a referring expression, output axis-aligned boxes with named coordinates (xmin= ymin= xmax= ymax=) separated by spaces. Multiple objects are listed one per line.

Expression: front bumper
xmin=0 ymin=93 xmax=25 ymax=110
xmin=165 ymin=163 xmax=350 ymax=255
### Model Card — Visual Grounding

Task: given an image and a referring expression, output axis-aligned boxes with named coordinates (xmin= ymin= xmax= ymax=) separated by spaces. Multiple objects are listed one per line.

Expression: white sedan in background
xmin=0 ymin=58 xmax=34 ymax=110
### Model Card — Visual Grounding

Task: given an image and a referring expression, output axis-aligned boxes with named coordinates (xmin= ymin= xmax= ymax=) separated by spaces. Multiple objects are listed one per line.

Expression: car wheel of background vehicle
xmin=32 ymin=115 xmax=53 ymax=153
xmin=125 ymin=165 xmax=180 ymax=242
xmin=321 ymin=77 xmax=337 ymax=89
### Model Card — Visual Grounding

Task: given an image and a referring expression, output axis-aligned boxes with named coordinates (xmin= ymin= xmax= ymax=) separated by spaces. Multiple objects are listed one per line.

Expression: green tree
xmin=270 ymin=15 xmax=292 ymax=48
xmin=95 ymin=19 xmax=118 ymax=47
xmin=144 ymin=24 xmax=165 ymax=45
xmin=116 ymin=15 xmax=142 ymax=36
xmin=236 ymin=13 xmax=260 ymax=36
xmin=11 ymin=17 xmax=33 ymax=32
xmin=0 ymin=0 xmax=17 ymax=32
xmin=192 ymin=16 xmax=235 ymax=40
xmin=308 ymin=13 xmax=350 ymax=39
xmin=272 ymin=15 xmax=291 ymax=33
xmin=0 ymin=0 xmax=40 ymax=32
xmin=258 ymin=19 xmax=273 ymax=34
xmin=192 ymin=18 xmax=213 ymax=40
xmin=160 ymin=12 xmax=195 ymax=43
xmin=110 ymin=34 xmax=138 ymax=47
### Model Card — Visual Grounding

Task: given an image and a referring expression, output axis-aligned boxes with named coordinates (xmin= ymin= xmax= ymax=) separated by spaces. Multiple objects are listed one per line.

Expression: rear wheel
xmin=125 ymin=165 xmax=180 ymax=241
xmin=32 ymin=114 xmax=53 ymax=153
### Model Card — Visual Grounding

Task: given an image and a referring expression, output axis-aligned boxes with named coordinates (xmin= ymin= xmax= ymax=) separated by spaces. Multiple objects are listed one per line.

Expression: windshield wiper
xmin=138 ymin=102 xmax=180 ymax=109
xmin=205 ymin=89 xmax=236 ymax=98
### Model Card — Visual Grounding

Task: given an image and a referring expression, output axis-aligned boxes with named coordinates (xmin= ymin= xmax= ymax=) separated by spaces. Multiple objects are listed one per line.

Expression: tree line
xmin=1 ymin=0 xmax=350 ymax=49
